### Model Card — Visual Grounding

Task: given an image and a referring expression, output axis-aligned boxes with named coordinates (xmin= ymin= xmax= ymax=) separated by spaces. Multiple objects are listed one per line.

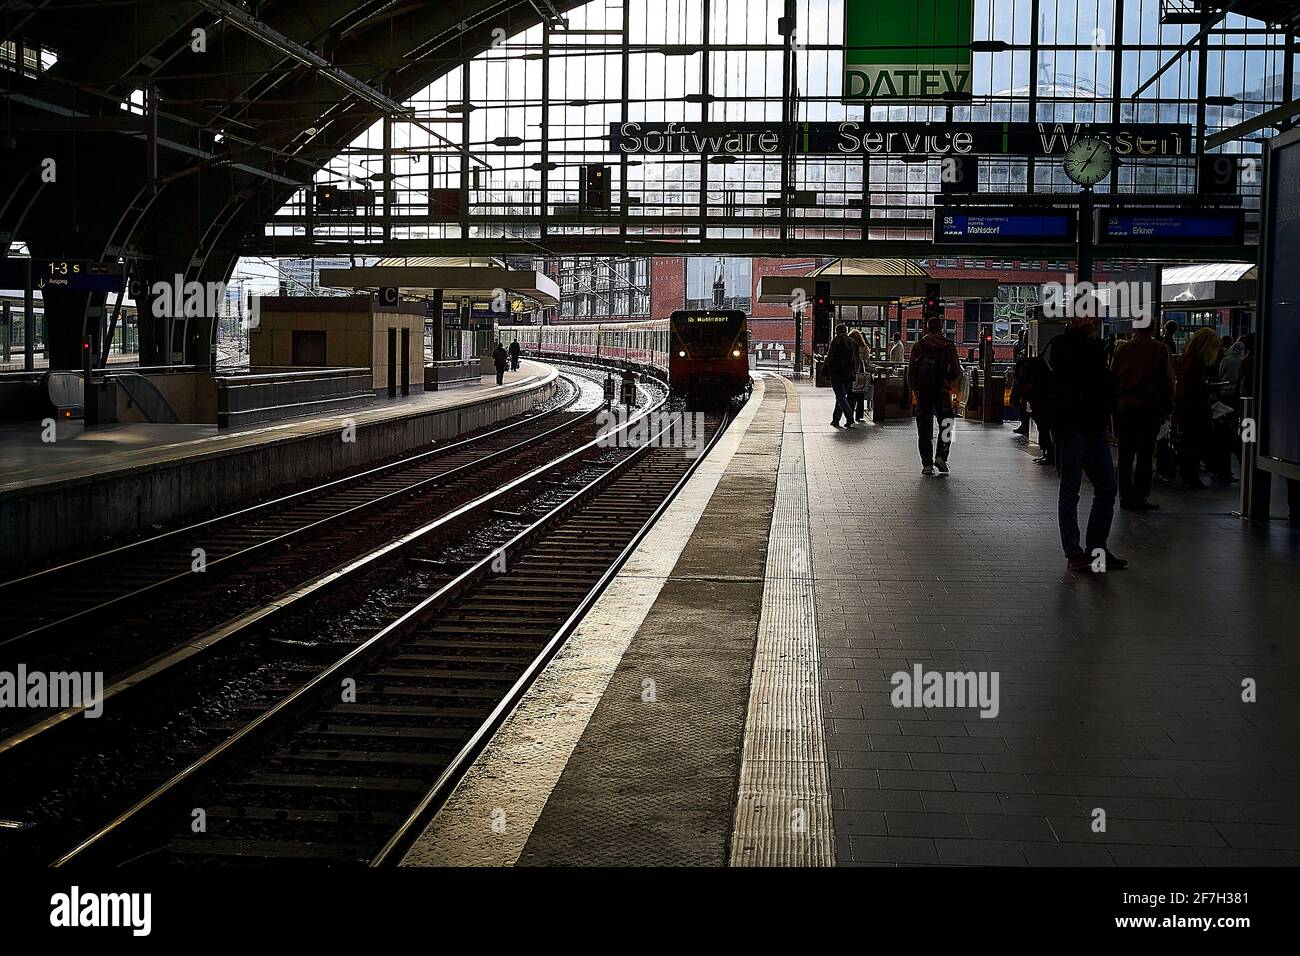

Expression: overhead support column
xmin=383 ymin=112 xmax=393 ymax=243
xmin=778 ymin=0 xmax=796 ymax=246
xmin=460 ymin=62 xmax=471 ymax=242
xmin=430 ymin=289 xmax=444 ymax=364
xmin=1027 ymin=0 xmax=1040 ymax=192
xmin=698 ymin=0 xmax=711 ymax=240
xmin=1077 ymin=187 xmax=1095 ymax=284
xmin=793 ymin=301 xmax=803 ymax=379
xmin=23 ymin=261 xmax=35 ymax=372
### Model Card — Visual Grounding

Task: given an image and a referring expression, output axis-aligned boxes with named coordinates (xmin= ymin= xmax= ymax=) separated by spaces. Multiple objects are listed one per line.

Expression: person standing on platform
xmin=1174 ymin=327 xmax=1223 ymax=489
xmin=908 ymin=315 xmax=960 ymax=475
xmin=493 ymin=341 xmax=508 ymax=386
xmin=888 ymin=332 xmax=906 ymax=364
xmin=1110 ymin=323 xmax=1174 ymax=511
xmin=827 ymin=325 xmax=857 ymax=429
xmin=1049 ymin=308 xmax=1126 ymax=573
xmin=849 ymin=328 xmax=872 ymax=423
xmin=1218 ymin=335 xmax=1247 ymax=406
xmin=508 ymin=338 xmax=522 ymax=371
xmin=1011 ymin=329 xmax=1031 ymax=439
xmin=1162 ymin=319 xmax=1180 ymax=356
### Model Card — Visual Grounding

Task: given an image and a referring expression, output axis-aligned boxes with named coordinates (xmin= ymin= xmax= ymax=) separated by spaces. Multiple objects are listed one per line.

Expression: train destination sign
xmin=608 ymin=122 xmax=1191 ymax=158
xmin=1096 ymin=210 xmax=1245 ymax=245
xmin=934 ymin=207 xmax=1078 ymax=244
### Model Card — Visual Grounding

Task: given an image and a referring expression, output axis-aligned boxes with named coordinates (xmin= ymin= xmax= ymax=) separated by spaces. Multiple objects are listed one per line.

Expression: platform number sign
xmin=1199 ymin=154 xmax=1238 ymax=195
xmin=377 ymin=287 xmax=399 ymax=310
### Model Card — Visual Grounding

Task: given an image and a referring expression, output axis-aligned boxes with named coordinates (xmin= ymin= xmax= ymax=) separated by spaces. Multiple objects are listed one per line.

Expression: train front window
xmin=672 ymin=313 xmax=744 ymax=352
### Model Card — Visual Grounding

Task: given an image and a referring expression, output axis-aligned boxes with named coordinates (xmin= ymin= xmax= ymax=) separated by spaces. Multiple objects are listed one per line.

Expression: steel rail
xmin=0 ymin=376 xmax=665 ymax=760
xmin=0 ymin=366 xmax=565 ymax=594
xmin=50 ymin=383 xmax=684 ymax=866
xmin=0 ymin=374 xmax=583 ymax=650
xmin=370 ymin=404 xmax=731 ymax=866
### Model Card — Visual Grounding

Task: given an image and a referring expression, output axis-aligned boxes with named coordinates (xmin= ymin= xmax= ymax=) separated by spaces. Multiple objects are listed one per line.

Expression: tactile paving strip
xmin=730 ymin=379 xmax=836 ymax=866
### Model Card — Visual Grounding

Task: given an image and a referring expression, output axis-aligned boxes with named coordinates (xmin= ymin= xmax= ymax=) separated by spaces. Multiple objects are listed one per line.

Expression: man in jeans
xmin=1048 ymin=311 xmax=1127 ymax=573
xmin=827 ymin=325 xmax=857 ymax=428
xmin=908 ymin=315 xmax=960 ymax=475
xmin=1110 ymin=323 xmax=1174 ymax=510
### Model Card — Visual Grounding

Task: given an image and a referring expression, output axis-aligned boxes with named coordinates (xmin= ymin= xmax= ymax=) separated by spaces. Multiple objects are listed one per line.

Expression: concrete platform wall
xmin=0 ymin=377 xmax=557 ymax=567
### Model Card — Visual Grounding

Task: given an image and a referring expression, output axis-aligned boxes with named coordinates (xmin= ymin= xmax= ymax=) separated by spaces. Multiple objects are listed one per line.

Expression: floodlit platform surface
xmin=0 ymin=362 xmax=552 ymax=494
xmin=405 ymin=378 xmax=1300 ymax=867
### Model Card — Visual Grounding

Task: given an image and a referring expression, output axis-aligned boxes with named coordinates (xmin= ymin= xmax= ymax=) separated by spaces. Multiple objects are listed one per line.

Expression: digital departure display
xmin=933 ymin=208 xmax=1077 ymax=244
xmin=1097 ymin=211 xmax=1244 ymax=245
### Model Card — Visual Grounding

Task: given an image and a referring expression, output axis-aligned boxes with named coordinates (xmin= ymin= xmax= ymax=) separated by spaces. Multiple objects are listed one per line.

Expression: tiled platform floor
xmin=801 ymin=384 xmax=1300 ymax=866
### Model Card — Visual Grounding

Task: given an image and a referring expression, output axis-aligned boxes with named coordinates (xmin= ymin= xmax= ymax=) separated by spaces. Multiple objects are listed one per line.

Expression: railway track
xmin=49 ymin=402 xmax=729 ymax=867
xmin=0 ymin=373 xmax=661 ymax=745
xmin=0 ymin=373 xmax=592 ymax=655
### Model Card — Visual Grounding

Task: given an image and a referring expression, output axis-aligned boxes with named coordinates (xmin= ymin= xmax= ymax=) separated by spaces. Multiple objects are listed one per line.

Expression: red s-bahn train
xmin=498 ymin=309 xmax=751 ymax=401
xmin=667 ymin=309 xmax=750 ymax=399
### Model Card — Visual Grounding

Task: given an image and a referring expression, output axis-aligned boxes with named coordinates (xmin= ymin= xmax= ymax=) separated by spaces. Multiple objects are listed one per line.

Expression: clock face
xmin=1063 ymin=137 xmax=1114 ymax=186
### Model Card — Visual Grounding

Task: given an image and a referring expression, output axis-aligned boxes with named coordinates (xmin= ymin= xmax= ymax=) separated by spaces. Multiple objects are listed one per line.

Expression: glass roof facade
xmin=264 ymin=0 xmax=1296 ymax=254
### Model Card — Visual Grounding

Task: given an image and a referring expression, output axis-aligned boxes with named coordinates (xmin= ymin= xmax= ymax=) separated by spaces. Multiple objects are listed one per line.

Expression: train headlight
xmin=678 ymin=350 xmax=686 ymax=357
xmin=732 ymin=349 xmax=741 ymax=357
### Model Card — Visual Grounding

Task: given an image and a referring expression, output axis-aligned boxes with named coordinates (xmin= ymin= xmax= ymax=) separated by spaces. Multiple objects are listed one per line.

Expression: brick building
xmin=537 ymin=254 xmax=1229 ymax=360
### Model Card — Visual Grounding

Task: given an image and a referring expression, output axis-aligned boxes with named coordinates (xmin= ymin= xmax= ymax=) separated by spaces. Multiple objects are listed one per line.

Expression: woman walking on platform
xmin=848 ymin=328 xmax=872 ymax=423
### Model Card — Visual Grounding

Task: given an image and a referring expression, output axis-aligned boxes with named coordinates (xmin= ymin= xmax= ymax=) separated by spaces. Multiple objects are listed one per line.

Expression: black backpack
xmin=1018 ymin=355 xmax=1051 ymax=402
xmin=915 ymin=351 xmax=946 ymax=395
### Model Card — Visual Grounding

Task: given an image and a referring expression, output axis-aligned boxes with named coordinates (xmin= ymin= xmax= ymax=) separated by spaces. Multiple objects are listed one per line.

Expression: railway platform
xmin=404 ymin=376 xmax=1300 ymax=867
xmin=0 ymin=362 xmax=558 ymax=565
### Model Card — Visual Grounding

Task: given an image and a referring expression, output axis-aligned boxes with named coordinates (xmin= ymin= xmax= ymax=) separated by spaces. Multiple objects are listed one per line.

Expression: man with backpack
xmin=827 ymin=325 xmax=857 ymax=428
xmin=908 ymin=315 xmax=961 ymax=475
xmin=1047 ymin=308 xmax=1127 ymax=574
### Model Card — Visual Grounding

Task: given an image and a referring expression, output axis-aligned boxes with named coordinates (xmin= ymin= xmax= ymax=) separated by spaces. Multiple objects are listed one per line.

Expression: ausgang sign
xmin=843 ymin=0 xmax=974 ymax=102
xmin=608 ymin=122 xmax=1192 ymax=158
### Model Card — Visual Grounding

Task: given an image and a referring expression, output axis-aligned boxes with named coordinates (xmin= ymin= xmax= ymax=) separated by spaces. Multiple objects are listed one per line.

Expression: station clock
xmin=1063 ymin=136 xmax=1114 ymax=187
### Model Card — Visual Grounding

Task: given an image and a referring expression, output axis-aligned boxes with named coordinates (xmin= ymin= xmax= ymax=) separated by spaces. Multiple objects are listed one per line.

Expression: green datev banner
xmin=843 ymin=0 xmax=974 ymax=102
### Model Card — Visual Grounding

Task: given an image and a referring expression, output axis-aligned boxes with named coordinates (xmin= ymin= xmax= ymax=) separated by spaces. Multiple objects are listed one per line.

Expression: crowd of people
xmin=1015 ymin=316 xmax=1254 ymax=572
xmin=837 ymin=314 xmax=1257 ymax=575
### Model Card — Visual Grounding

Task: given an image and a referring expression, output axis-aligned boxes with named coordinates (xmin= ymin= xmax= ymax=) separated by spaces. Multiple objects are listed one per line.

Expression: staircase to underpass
xmin=113 ymin=371 xmax=180 ymax=423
